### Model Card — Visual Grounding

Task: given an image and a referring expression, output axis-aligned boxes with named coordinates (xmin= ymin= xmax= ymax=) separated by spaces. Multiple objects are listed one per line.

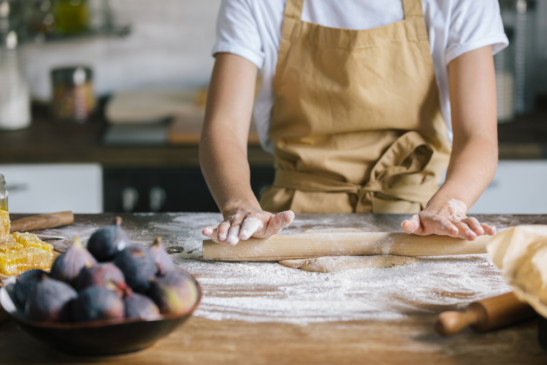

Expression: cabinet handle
xmin=149 ymin=186 xmax=166 ymax=212
xmin=5 ymin=183 xmax=29 ymax=193
xmin=121 ymin=187 xmax=139 ymax=212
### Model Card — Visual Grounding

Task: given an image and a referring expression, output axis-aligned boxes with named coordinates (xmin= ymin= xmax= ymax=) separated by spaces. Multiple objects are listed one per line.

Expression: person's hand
xmin=202 ymin=209 xmax=295 ymax=245
xmin=401 ymin=199 xmax=495 ymax=240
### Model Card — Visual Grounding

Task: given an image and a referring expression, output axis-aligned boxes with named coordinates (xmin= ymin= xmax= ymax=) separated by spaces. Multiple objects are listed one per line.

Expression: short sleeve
xmin=445 ymin=0 xmax=509 ymax=64
xmin=212 ymin=0 xmax=265 ymax=69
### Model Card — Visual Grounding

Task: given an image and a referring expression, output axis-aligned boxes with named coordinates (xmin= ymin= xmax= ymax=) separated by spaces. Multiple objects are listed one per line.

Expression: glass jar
xmin=51 ymin=66 xmax=96 ymax=123
xmin=0 ymin=174 xmax=8 ymax=211
xmin=0 ymin=30 xmax=31 ymax=130
xmin=54 ymin=0 xmax=89 ymax=35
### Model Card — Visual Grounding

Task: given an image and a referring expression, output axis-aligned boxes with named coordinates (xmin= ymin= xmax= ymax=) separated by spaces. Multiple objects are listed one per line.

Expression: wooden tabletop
xmin=1 ymin=213 xmax=547 ymax=364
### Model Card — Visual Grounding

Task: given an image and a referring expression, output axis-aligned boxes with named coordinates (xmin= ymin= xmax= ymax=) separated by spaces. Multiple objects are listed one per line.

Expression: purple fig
xmin=71 ymin=285 xmax=125 ymax=322
xmin=50 ymin=236 xmax=96 ymax=284
xmin=25 ymin=275 xmax=78 ymax=322
xmin=113 ymin=246 xmax=156 ymax=293
xmin=149 ymin=237 xmax=175 ymax=275
xmin=122 ymin=288 xmax=160 ymax=320
xmin=87 ymin=217 xmax=130 ymax=262
xmin=147 ymin=271 xmax=199 ymax=316
xmin=75 ymin=262 xmax=126 ymax=292
xmin=13 ymin=269 xmax=48 ymax=308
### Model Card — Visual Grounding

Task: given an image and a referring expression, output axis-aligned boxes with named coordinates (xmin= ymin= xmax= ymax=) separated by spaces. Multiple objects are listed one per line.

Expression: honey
xmin=0 ymin=212 xmax=54 ymax=276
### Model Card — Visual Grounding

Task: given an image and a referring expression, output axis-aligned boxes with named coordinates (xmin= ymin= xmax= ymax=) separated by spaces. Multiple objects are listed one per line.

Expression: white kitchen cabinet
xmin=469 ymin=160 xmax=547 ymax=214
xmin=0 ymin=164 xmax=102 ymax=213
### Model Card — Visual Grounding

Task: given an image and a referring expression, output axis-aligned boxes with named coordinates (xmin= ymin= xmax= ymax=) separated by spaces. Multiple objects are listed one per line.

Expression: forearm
xmin=199 ymin=131 xmax=260 ymax=216
xmin=430 ymin=134 xmax=497 ymax=209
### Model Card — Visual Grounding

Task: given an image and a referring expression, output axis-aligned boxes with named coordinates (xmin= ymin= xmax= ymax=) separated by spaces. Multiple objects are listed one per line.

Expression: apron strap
xmin=402 ymin=0 xmax=424 ymax=19
xmin=284 ymin=0 xmax=305 ymax=20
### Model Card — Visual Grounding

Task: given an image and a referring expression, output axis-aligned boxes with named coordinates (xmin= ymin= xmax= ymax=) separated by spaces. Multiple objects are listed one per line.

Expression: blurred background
xmin=0 ymin=0 xmax=546 ymax=215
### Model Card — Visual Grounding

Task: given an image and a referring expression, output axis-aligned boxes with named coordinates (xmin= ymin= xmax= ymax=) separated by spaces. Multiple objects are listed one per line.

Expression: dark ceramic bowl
xmin=0 ymin=271 xmax=202 ymax=356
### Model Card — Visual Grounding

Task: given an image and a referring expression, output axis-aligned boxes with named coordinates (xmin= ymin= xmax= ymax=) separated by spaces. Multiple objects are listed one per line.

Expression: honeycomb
xmin=0 ymin=209 xmax=9 ymax=241
xmin=0 ymin=212 xmax=54 ymax=276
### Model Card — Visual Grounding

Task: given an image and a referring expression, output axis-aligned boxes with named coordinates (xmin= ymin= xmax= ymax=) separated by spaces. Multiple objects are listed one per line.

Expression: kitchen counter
xmin=0 ymin=101 xmax=546 ymax=167
xmin=1 ymin=212 xmax=547 ymax=364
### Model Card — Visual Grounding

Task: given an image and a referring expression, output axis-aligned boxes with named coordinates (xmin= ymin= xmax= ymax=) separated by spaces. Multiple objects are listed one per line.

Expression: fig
xmin=113 ymin=246 xmax=156 ymax=293
xmin=149 ymin=237 xmax=175 ymax=275
xmin=25 ymin=275 xmax=78 ymax=322
xmin=147 ymin=271 xmax=199 ymax=316
xmin=87 ymin=217 xmax=130 ymax=262
xmin=123 ymin=288 xmax=160 ymax=320
xmin=71 ymin=285 xmax=125 ymax=322
xmin=13 ymin=269 xmax=48 ymax=308
xmin=75 ymin=262 xmax=126 ymax=292
xmin=50 ymin=236 xmax=96 ymax=285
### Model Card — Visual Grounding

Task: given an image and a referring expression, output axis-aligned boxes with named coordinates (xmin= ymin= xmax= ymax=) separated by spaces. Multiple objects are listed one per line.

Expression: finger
xmin=440 ymin=218 xmax=459 ymax=236
xmin=208 ymin=228 xmax=224 ymax=244
xmin=227 ymin=224 xmax=241 ymax=245
xmin=454 ymin=221 xmax=477 ymax=240
xmin=481 ymin=223 xmax=496 ymax=235
xmin=461 ymin=217 xmax=484 ymax=236
xmin=217 ymin=221 xmax=231 ymax=242
xmin=202 ymin=226 xmax=215 ymax=237
xmin=239 ymin=217 xmax=264 ymax=240
xmin=401 ymin=215 xmax=421 ymax=234
xmin=261 ymin=210 xmax=295 ymax=237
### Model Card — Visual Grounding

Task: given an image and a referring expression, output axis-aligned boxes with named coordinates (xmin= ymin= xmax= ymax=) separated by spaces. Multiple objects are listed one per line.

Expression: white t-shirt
xmin=212 ymin=0 xmax=508 ymax=153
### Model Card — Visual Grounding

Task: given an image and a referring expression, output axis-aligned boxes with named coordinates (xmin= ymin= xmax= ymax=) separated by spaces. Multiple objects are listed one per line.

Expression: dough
xmin=487 ymin=225 xmax=547 ymax=318
xmin=279 ymin=255 xmax=418 ymax=273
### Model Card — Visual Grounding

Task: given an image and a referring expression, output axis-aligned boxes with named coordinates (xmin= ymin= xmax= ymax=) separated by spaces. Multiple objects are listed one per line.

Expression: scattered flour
xmin=145 ymin=213 xmax=512 ymax=325
xmin=39 ymin=213 xmax=516 ymax=326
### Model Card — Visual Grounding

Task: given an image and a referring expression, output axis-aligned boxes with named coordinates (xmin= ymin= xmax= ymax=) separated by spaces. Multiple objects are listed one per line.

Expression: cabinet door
xmin=469 ymin=160 xmax=547 ymax=214
xmin=0 ymin=164 xmax=103 ymax=213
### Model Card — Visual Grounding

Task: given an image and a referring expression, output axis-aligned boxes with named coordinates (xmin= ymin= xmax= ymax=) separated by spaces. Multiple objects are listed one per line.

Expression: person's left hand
xmin=401 ymin=198 xmax=496 ymax=240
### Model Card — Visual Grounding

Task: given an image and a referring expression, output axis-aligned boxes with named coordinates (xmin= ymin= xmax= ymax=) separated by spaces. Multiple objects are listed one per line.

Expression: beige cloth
xmin=487 ymin=225 xmax=547 ymax=318
xmin=260 ymin=0 xmax=451 ymax=214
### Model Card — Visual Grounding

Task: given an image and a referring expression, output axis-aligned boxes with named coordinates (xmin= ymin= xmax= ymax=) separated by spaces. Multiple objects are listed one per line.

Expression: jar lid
xmin=51 ymin=66 xmax=93 ymax=85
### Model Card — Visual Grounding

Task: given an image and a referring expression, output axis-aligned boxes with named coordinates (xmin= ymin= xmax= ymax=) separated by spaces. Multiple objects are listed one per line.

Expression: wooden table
xmin=1 ymin=213 xmax=547 ymax=364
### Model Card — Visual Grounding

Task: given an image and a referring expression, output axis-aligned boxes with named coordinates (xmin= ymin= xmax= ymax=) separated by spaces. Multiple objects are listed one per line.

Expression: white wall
xmin=22 ymin=0 xmax=222 ymax=102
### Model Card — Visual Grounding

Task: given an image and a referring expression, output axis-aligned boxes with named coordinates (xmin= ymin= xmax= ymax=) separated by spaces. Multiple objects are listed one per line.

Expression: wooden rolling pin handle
xmin=10 ymin=211 xmax=74 ymax=233
xmin=435 ymin=292 xmax=536 ymax=337
xmin=435 ymin=306 xmax=483 ymax=336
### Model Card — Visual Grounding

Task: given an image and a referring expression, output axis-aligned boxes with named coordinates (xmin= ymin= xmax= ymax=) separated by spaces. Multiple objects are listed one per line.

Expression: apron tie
xmin=272 ymin=131 xmax=437 ymax=212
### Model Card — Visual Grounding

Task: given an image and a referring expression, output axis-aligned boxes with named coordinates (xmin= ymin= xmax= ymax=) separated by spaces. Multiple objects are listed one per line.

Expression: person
xmin=200 ymin=0 xmax=508 ymax=245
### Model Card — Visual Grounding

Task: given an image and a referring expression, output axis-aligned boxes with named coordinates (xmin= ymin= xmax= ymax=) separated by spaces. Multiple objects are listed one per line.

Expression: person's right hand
xmin=202 ymin=209 xmax=295 ymax=245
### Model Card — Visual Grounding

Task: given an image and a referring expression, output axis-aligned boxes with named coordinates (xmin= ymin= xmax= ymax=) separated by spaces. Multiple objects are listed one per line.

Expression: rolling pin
xmin=202 ymin=231 xmax=492 ymax=261
xmin=9 ymin=211 xmax=74 ymax=233
xmin=435 ymin=292 xmax=536 ymax=336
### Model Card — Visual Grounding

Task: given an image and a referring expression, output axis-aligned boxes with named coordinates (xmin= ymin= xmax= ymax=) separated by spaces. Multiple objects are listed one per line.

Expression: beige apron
xmin=260 ymin=0 xmax=451 ymax=214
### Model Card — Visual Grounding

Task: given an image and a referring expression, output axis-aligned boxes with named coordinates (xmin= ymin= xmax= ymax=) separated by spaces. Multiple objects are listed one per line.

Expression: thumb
xmin=261 ymin=210 xmax=295 ymax=237
xmin=275 ymin=210 xmax=295 ymax=227
xmin=401 ymin=214 xmax=421 ymax=234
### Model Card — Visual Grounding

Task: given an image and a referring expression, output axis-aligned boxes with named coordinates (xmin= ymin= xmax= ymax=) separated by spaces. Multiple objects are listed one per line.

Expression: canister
xmin=50 ymin=66 xmax=96 ymax=123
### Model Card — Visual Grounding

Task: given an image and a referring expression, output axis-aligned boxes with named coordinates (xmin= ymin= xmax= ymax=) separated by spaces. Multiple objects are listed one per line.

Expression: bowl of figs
xmin=0 ymin=217 xmax=202 ymax=356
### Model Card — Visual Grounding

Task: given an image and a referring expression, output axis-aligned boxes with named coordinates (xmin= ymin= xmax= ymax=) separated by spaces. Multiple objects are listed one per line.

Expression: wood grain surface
xmin=0 ymin=213 xmax=546 ymax=365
